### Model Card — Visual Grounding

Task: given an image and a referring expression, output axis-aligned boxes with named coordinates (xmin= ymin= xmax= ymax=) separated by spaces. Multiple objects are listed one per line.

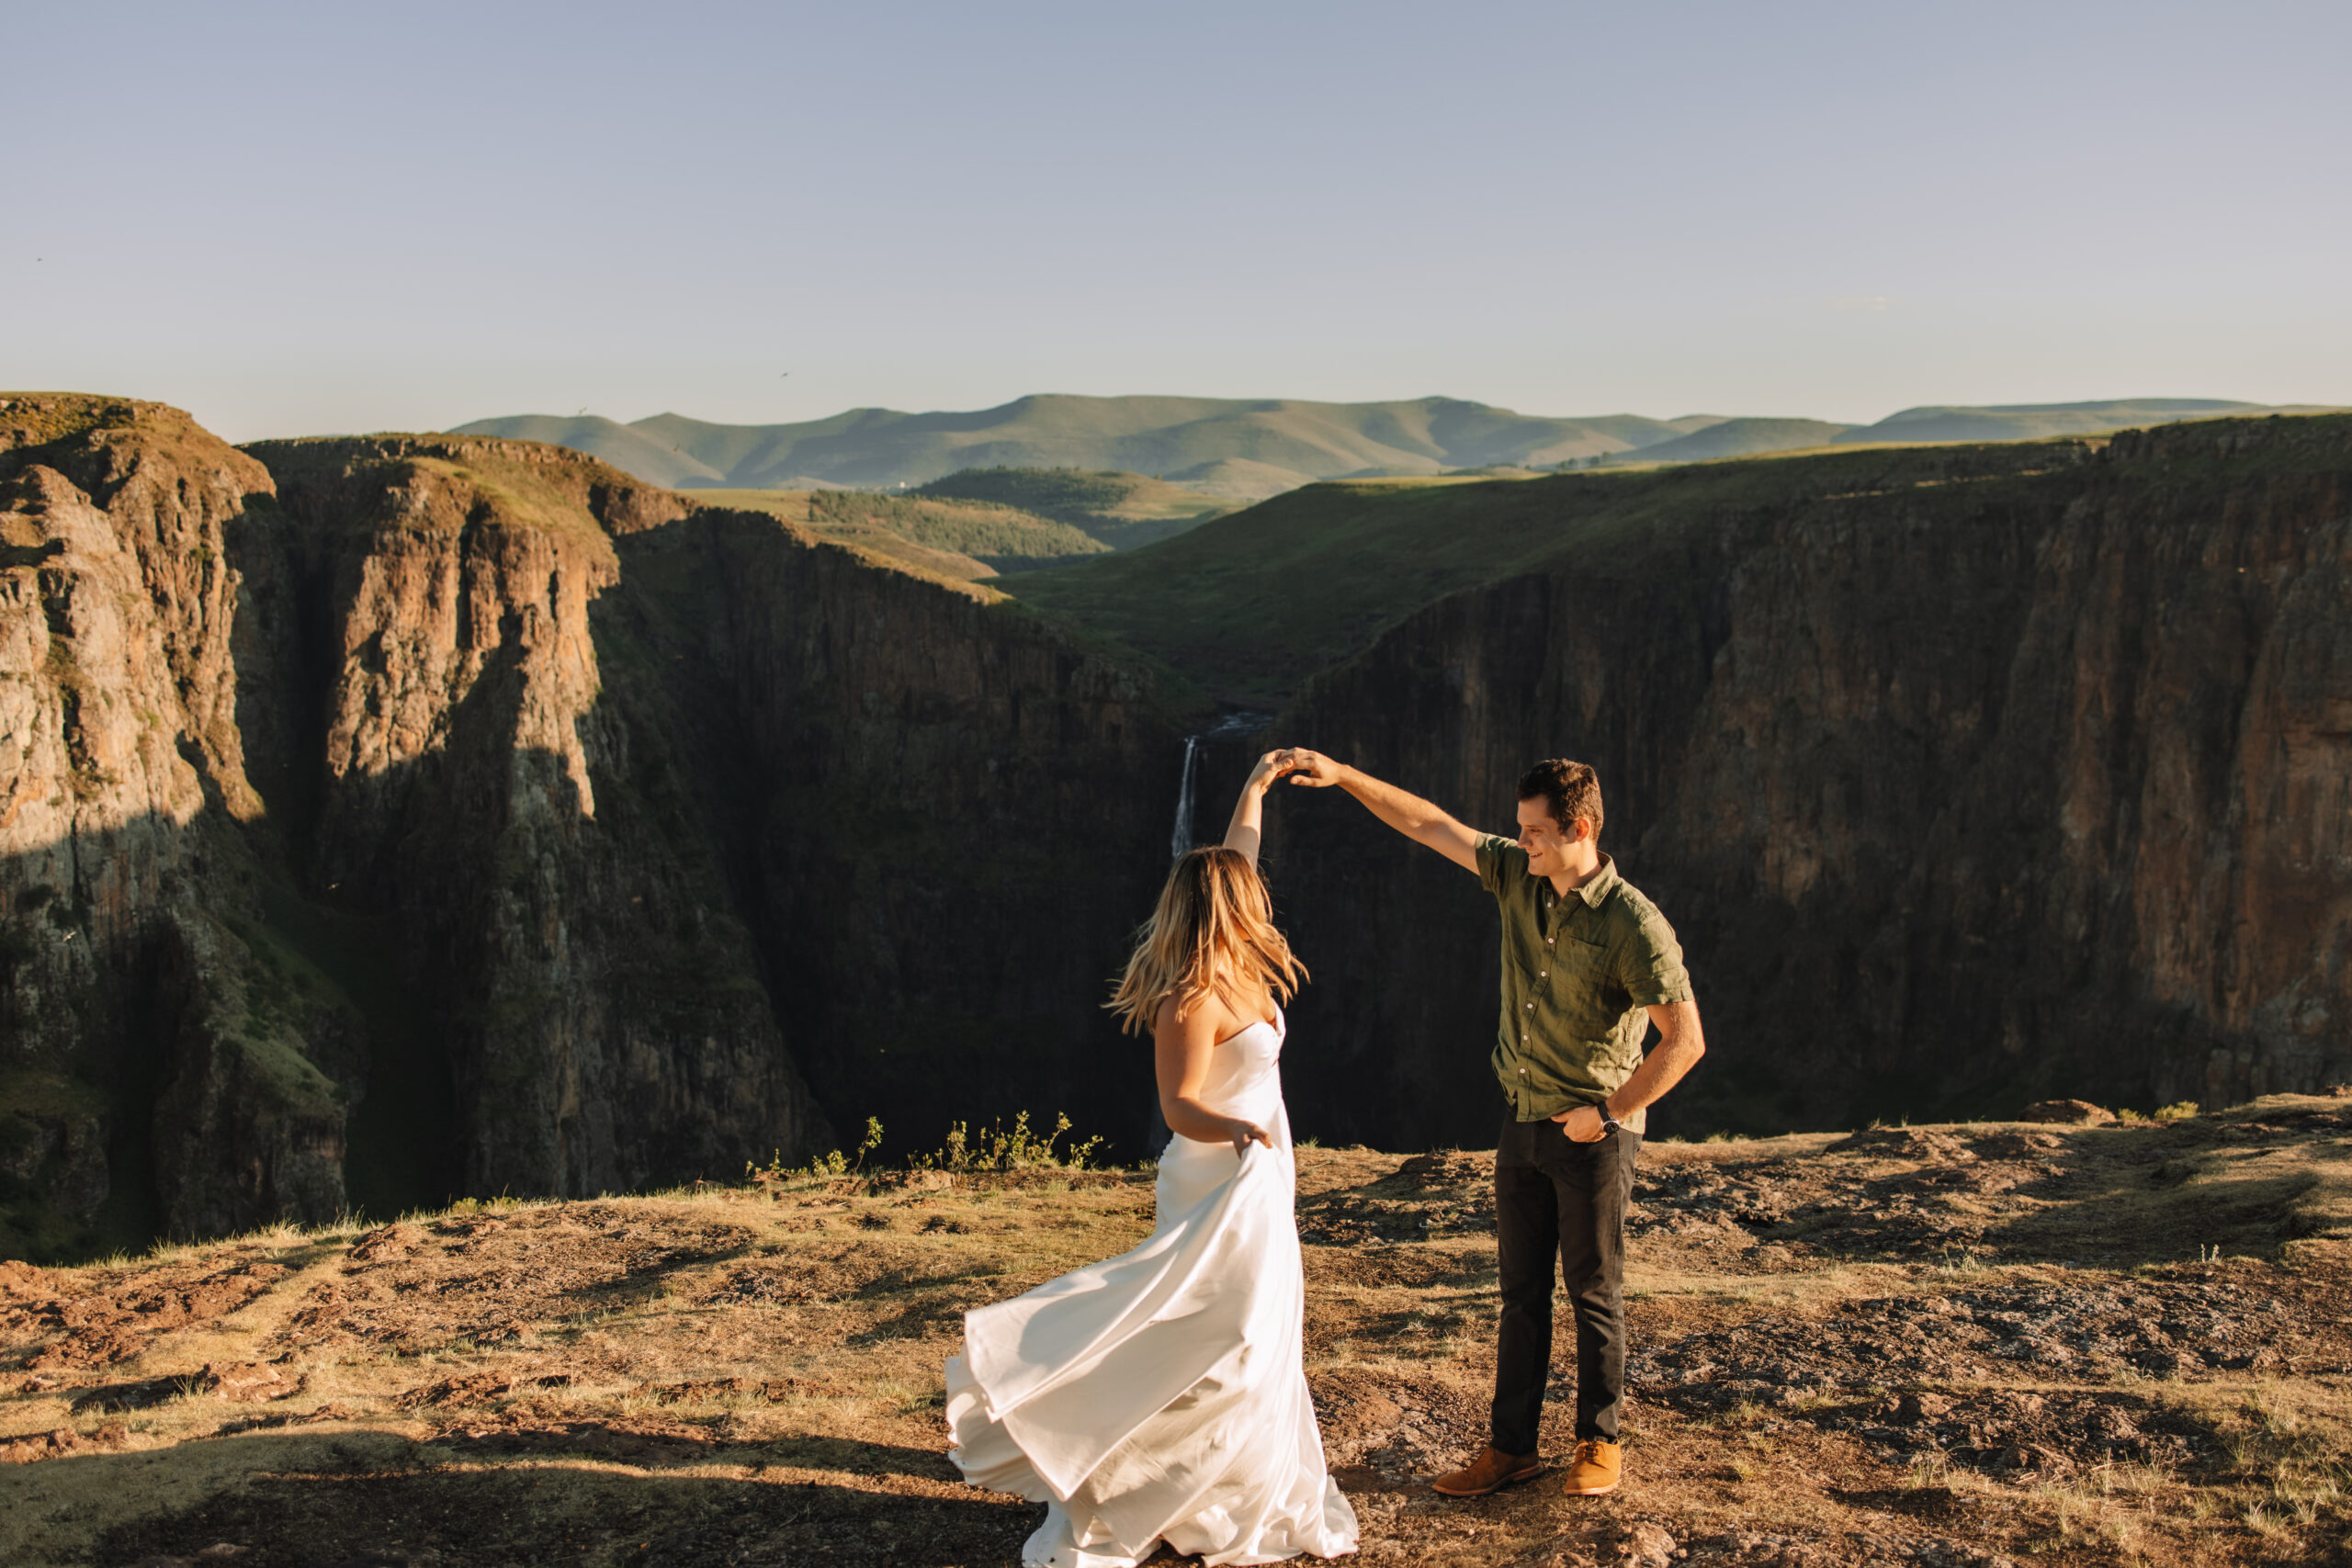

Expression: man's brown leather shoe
xmin=1430 ymin=1446 xmax=1541 ymax=1497
xmin=1560 ymin=1438 xmax=1623 ymax=1495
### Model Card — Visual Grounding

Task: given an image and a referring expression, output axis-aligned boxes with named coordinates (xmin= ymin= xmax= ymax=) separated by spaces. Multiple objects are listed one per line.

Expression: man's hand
xmin=1545 ymin=1004 xmax=1705 ymax=1145
xmin=1276 ymin=748 xmax=1346 ymax=788
xmin=1552 ymin=1104 xmax=1609 ymax=1143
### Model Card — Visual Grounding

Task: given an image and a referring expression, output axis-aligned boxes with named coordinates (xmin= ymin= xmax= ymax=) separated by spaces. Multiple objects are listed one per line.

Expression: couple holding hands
xmin=947 ymin=748 xmax=1708 ymax=1568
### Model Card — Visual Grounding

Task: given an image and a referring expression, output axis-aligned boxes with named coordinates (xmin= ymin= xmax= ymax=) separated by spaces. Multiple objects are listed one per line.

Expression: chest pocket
xmin=1558 ymin=935 xmax=1624 ymax=1029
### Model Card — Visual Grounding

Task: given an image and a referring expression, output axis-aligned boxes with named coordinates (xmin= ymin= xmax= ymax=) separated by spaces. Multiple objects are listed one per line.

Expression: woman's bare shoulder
xmin=1154 ymin=986 xmax=1239 ymax=1040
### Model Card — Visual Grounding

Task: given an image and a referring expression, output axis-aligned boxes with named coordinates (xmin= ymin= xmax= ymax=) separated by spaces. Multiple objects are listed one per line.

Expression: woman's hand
xmin=1158 ymin=995 xmax=1278 ymax=1155
xmin=1226 ymin=752 xmax=1300 ymax=862
xmin=1275 ymin=748 xmax=1345 ymax=788
xmin=1243 ymin=750 xmax=1297 ymax=794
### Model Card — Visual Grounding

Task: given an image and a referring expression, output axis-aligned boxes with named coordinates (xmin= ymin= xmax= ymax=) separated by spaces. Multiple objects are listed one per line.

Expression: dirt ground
xmin=3 ymin=1094 xmax=2348 ymax=1567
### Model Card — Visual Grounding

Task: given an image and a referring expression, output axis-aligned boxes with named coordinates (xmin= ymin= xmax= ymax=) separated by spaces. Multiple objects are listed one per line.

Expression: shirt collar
xmin=1571 ymin=852 xmax=1621 ymax=908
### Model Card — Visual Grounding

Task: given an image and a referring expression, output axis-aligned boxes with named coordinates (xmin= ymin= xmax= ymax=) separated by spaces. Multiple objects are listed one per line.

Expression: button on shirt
xmin=1477 ymin=835 xmax=1693 ymax=1132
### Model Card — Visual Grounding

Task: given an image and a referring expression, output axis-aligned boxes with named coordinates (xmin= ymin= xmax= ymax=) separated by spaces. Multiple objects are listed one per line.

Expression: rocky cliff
xmin=0 ymin=396 xmax=345 ymax=1254
xmin=9 ymin=393 xmax=2345 ymax=1252
xmin=1 ymin=400 xmax=1187 ymax=1258
xmin=585 ymin=504 xmax=1185 ymax=1157
xmin=1260 ymin=416 xmax=2352 ymax=1145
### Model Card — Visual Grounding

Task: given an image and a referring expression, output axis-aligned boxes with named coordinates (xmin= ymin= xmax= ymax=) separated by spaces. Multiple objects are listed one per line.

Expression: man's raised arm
xmin=1278 ymin=749 xmax=1481 ymax=873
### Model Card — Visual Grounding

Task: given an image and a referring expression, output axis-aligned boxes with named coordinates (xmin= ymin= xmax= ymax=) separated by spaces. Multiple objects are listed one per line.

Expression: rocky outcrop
xmin=1263 ymin=416 xmax=2352 ymax=1144
xmin=0 ymin=396 xmax=345 ymax=1251
xmin=239 ymin=435 xmax=833 ymax=1205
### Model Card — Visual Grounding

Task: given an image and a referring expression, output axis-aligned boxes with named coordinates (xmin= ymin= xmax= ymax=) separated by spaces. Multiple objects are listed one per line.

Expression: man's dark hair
xmin=1518 ymin=759 xmax=1604 ymax=840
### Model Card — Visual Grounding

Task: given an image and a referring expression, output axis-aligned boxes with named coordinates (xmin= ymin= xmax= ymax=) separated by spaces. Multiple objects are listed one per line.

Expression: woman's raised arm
xmin=1221 ymin=750 xmax=1295 ymax=866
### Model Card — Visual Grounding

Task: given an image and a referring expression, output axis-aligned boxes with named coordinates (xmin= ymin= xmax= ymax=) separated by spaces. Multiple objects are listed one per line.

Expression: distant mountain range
xmin=452 ymin=395 xmax=2335 ymax=499
xmin=453 ymin=397 xmax=1717 ymax=499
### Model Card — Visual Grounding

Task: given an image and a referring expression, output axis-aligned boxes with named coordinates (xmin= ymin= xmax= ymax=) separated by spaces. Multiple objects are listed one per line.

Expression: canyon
xmin=0 ymin=398 xmax=1185 ymax=1259
xmin=3 ymin=395 xmax=2348 ymax=1254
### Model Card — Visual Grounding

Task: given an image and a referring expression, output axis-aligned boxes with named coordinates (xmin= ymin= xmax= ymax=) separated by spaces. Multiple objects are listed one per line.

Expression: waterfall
xmin=1170 ymin=734 xmax=1202 ymax=859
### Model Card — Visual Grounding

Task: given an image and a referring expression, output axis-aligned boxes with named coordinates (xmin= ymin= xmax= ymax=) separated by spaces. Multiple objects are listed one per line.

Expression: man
xmin=1279 ymin=750 xmax=1705 ymax=1500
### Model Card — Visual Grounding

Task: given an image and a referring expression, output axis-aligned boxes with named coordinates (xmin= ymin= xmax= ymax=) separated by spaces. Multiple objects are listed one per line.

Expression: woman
xmin=945 ymin=750 xmax=1360 ymax=1568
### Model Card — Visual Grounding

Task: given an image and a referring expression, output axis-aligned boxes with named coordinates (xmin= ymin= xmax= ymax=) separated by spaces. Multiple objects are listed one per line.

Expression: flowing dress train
xmin=945 ymin=1010 xmax=1359 ymax=1568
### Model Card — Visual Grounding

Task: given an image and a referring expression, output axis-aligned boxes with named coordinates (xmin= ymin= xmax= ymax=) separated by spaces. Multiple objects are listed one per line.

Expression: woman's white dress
xmin=945 ymin=1009 xmax=1360 ymax=1568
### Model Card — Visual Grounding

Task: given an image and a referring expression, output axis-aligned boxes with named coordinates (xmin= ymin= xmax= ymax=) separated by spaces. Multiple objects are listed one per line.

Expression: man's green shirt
xmin=1476 ymin=836 xmax=1693 ymax=1130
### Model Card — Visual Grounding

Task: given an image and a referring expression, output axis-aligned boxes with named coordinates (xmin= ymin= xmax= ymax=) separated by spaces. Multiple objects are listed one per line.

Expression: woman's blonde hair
xmin=1107 ymin=847 xmax=1307 ymax=1035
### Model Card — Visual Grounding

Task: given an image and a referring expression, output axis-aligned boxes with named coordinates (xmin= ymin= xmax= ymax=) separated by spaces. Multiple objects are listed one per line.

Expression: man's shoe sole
xmin=1430 ymin=1462 xmax=1541 ymax=1498
xmin=1561 ymin=1474 xmax=1620 ymax=1496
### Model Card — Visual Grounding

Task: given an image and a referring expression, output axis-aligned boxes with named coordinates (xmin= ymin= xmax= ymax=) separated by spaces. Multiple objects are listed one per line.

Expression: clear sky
xmin=10 ymin=0 xmax=2348 ymax=442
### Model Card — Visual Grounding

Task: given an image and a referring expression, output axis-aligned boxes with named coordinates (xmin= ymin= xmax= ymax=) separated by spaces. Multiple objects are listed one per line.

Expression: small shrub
xmin=745 ymin=1110 xmax=1107 ymax=1186
xmin=910 ymin=1111 xmax=1103 ymax=1174
xmin=750 ymin=1115 xmax=887 ymax=1181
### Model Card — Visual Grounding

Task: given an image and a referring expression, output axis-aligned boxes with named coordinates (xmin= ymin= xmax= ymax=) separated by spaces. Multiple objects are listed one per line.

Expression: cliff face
xmin=0 ymin=397 xmax=346 ymax=1251
xmin=605 ymin=511 xmax=1183 ymax=1156
xmin=1263 ymin=417 xmax=2352 ymax=1145
xmin=2 ymin=402 xmax=1185 ymax=1257
xmin=243 ymin=437 xmax=841 ymax=1206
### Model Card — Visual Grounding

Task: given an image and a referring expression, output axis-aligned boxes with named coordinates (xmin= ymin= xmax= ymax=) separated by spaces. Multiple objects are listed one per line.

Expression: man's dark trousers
xmin=1490 ymin=1114 xmax=1640 ymax=1455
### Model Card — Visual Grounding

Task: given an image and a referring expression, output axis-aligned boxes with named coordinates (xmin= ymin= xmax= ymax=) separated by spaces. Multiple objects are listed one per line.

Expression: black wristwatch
xmin=1598 ymin=1104 xmax=1623 ymax=1135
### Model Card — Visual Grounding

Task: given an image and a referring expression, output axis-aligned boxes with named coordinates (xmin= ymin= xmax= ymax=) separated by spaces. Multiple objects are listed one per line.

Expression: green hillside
xmin=689 ymin=488 xmax=1107 ymax=579
xmin=913 ymin=466 xmax=1234 ymax=549
xmin=450 ymin=395 xmax=1724 ymax=499
xmin=1829 ymin=398 xmax=2328 ymax=446
xmin=1157 ymin=457 xmax=1323 ymax=502
xmin=1004 ymin=440 xmax=2124 ymax=706
xmin=442 ymin=413 xmax=728 ymax=489
xmin=1597 ymin=416 xmax=1854 ymax=467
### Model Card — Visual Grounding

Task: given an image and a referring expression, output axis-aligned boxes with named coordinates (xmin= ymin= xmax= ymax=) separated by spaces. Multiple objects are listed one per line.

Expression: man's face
xmin=1516 ymin=797 xmax=1588 ymax=877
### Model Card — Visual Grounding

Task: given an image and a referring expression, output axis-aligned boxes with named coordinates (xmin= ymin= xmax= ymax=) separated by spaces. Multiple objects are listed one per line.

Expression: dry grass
xmin=1 ymin=1097 xmax=2347 ymax=1565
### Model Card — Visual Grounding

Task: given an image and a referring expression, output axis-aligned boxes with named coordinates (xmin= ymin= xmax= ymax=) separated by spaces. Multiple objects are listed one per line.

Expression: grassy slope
xmin=431 ymin=414 xmax=728 ymax=489
xmin=1006 ymin=441 xmax=2085 ymax=706
xmin=1008 ymin=414 xmax=2352 ymax=706
xmin=802 ymin=490 xmax=1107 ymax=570
xmin=1159 ymin=456 xmax=1328 ymax=501
xmin=682 ymin=489 xmax=997 ymax=581
xmin=1829 ymin=398 xmax=2329 ymax=446
xmin=912 ymin=467 xmax=1235 ymax=549
xmin=1599 ymin=416 xmax=1855 ymax=467
xmin=686 ymin=488 xmax=1107 ymax=579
